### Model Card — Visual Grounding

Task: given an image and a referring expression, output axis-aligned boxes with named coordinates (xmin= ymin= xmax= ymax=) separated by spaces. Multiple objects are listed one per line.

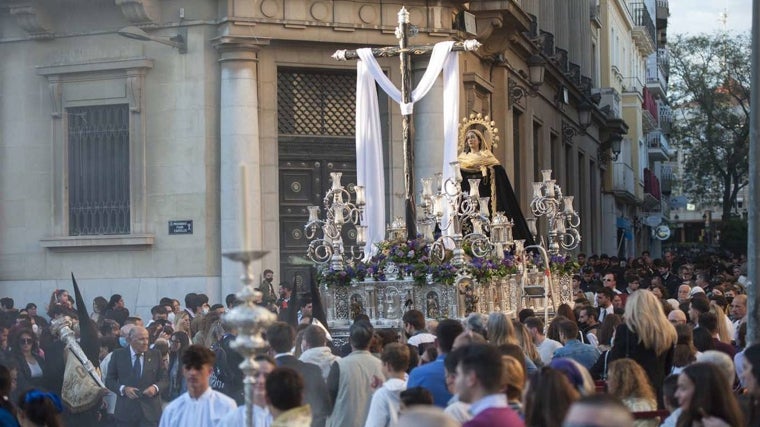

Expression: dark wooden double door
xmin=278 ymin=137 xmax=357 ymax=296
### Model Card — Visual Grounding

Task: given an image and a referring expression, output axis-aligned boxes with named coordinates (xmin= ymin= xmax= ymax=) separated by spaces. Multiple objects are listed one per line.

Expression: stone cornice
xmin=8 ymin=1 xmax=54 ymax=39
xmin=114 ymin=0 xmax=160 ymax=26
xmin=212 ymin=35 xmax=271 ymax=62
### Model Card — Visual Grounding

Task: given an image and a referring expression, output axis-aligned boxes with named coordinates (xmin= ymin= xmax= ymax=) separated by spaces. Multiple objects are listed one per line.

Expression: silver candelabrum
xmin=526 ymin=169 xmax=581 ymax=255
xmin=304 ymin=172 xmax=367 ymax=271
xmin=222 ymin=250 xmax=276 ymax=427
xmin=417 ymin=161 xmax=516 ymax=266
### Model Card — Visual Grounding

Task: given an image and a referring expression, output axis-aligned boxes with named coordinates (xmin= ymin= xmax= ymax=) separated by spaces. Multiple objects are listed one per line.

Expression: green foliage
xmin=669 ymin=32 xmax=750 ymax=220
xmin=720 ymin=218 xmax=748 ymax=255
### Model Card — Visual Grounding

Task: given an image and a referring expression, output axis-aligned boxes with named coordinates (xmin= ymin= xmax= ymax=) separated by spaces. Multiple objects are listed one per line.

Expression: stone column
xmin=412 ymin=58 xmax=445 ymax=190
xmin=214 ymin=37 xmax=268 ymax=301
xmin=539 ymin=0 xmax=555 ymax=35
xmin=568 ymin=0 xmax=583 ymax=66
xmin=522 ymin=0 xmax=539 ymax=20
xmin=581 ymin=0 xmax=594 ymax=78
xmin=554 ymin=1 xmax=569 ymax=52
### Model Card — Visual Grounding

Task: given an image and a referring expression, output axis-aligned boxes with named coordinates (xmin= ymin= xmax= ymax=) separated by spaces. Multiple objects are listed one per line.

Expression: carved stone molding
xmin=126 ymin=69 xmax=146 ymax=113
xmin=114 ymin=0 xmax=160 ymax=26
xmin=48 ymin=76 xmax=62 ymax=118
xmin=8 ymin=2 xmax=54 ymax=39
xmin=212 ymin=35 xmax=271 ymax=62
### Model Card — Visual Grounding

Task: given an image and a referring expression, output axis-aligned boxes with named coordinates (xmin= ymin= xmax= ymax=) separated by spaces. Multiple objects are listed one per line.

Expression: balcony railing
xmin=659 ymin=104 xmax=672 ymax=133
xmin=657 ymin=48 xmax=669 ymax=77
xmin=630 ymin=3 xmax=656 ymax=45
xmin=646 ymin=60 xmax=667 ymax=97
xmin=647 ymin=130 xmax=671 ymax=161
xmin=642 ymin=87 xmax=659 ymax=122
xmin=612 ymin=163 xmax=636 ymax=201
xmin=644 ymin=168 xmax=662 ymax=201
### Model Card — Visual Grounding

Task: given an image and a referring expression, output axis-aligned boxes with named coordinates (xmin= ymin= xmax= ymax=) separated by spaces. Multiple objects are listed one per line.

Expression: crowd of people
xmin=0 ymin=249 xmax=758 ymax=427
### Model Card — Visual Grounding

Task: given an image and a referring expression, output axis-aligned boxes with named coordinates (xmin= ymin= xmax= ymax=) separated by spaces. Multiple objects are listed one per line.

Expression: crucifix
xmin=332 ymin=7 xmax=479 ymax=241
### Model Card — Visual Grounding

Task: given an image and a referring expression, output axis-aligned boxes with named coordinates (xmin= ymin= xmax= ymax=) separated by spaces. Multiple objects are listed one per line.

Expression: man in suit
xmin=106 ymin=326 xmax=168 ymax=427
xmin=267 ymin=321 xmax=329 ymax=427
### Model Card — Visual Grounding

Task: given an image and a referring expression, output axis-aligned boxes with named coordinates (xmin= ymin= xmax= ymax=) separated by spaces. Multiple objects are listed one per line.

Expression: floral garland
xmin=317 ymin=237 xmax=580 ymax=287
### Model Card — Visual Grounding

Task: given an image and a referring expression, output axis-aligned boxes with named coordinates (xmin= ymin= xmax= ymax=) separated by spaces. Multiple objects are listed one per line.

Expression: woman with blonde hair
xmin=512 ymin=319 xmax=542 ymax=367
xmin=486 ymin=312 xmax=518 ymax=346
xmin=607 ymin=290 xmax=677 ymax=407
xmin=501 ymin=355 xmax=525 ymax=416
xmin=607 ymin=358 xmax=658 ymax=427
xmin=173 ymin=310 xmax=191 ymax=336
xmin=709 ymin=301 xmax=732 ymax=343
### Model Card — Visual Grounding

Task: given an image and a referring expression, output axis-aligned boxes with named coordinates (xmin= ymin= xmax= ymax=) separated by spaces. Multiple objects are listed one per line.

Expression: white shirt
xmin=218 ymin=404 xmax=272 ymax=427
xmin=159 ymin=388 xmax=237 ymax=427
xmin=364 ymin=377 xmax=407 ymax=427
xmin=407 ymin=332 xmax=436 ymax=348
xmin=469 ymin=393 xmax=508 ymax=417
xmin=536 ymin=337 xmax=563 ymax=365
xmin=444 ymin=395 xmax=472 ymax=424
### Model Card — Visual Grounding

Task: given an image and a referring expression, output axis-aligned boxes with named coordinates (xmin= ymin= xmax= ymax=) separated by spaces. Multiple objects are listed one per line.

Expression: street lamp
xmin=117 ymin=26 xmax=187 ymax=53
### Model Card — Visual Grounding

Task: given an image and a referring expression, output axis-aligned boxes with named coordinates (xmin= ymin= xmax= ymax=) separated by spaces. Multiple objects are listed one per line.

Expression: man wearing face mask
xmin=259 ymin=269 xmax=278 ymax=312
xmin=101 ymin=324 xmax=136 ymax=420
xmin=190 ymin=294 xmax=210 ymax=337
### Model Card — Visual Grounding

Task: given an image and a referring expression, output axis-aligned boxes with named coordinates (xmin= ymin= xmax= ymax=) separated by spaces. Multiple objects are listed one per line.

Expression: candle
xmin=421 ymin=178 xmax=433 ymax=198
xmin=450 ymin=161 xmax=462 ymax=183
xmin=564 ymin=196 xmax=575 ymax=213
xmin=240 ymin=164 xmax=250 ymax=250
xmin=469 ymin=179 xmax=481 ymax=197
xmin=355 ymin=185 xmax=366 ymax=205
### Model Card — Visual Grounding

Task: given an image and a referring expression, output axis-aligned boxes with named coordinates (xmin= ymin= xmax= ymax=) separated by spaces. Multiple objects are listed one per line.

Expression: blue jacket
xmin=407 ymin=354 xmax=450 ymax=407
xmin=553 ymin=339 xmax=600 ymax=370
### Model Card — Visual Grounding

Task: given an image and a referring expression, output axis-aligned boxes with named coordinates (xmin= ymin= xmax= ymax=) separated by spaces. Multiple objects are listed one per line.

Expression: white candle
xmin=240 ymin=164 xmax=250 ymax=250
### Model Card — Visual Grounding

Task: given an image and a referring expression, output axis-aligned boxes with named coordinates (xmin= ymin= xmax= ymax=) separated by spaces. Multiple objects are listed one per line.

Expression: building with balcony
xmin=0 ymin=0 xmax=661 ymax=313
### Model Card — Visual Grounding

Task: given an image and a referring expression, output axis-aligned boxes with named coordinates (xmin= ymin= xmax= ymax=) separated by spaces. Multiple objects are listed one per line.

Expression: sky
xmin=668 ymin=0 xmax=753 ymax=36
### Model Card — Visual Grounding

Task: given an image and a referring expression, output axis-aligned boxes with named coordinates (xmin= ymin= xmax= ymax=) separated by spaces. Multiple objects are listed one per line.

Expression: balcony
xmin=630 ymin=2 xmax=656 ymax=56
xmin=659 ymin=104 xmax=672 ymax=133
xmin=642 ymin=87 xmax=658 ymax=131
xmin=657 ymin=48 xmax=670 ymax=77
xmin=612 ymin=163 xmax=637 ymax=203
xmin=656 ymin=0 xmax=669 ymax=28
xmin=660 ymin=165 xmax=673 ymax=196
xmin=646 ymin=55 xmax=667 ymax=98
xmin=647 ymin=130 xmax=672 ymax=161
xmin=643 ymin=168 xmax=662 ymax=210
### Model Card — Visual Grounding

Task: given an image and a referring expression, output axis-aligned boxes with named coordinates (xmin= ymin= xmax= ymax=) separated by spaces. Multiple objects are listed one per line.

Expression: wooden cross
xmin=333 ymin=7 xmax=478 ymax=240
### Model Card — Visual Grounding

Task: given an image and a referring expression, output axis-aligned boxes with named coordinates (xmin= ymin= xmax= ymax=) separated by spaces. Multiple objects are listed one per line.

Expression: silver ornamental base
xmin=222 ymin=250 xmax=276 ymax=427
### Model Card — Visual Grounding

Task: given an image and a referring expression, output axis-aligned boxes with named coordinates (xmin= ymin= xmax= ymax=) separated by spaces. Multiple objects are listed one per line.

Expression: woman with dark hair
xmin=556 ymin=304 xmax=577 ymax=323
xmin=103 ymin=294 xmax=129 ymax=326
xmin=90 ymin=296 xmax=108 ymax=327
xmin=523 ymin=366 xmax=580 ymax=426
xmin=675 ymin=363 xmax=743 ymax=426
xmin=16 ymin=389 xmax=63 ymax=427
xmin=0 ymin=365 xmax=19 ymax=426
xmin=739 ymin=343 xmax=760 ymax=426
xmin=9 ymin=329 xmax=47 ymax=395
xmin=166 ymin=331 xmax=190 ymax=401
xmin=671 ymin=324 xmax=697 ymax=375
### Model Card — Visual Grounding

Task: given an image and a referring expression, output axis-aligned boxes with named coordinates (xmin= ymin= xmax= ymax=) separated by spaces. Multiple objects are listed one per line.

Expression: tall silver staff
xmin=223 ymin=250 xmax=276 ymax=427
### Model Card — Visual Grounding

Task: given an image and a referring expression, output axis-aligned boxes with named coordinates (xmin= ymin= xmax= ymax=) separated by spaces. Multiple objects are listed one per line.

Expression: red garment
xmin=464 ymin=407 xmax=524 ymax=427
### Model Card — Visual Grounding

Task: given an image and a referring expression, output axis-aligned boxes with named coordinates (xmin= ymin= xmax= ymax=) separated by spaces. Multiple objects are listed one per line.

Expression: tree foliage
xmin=668 ymin=32 xmax=750 ymax=220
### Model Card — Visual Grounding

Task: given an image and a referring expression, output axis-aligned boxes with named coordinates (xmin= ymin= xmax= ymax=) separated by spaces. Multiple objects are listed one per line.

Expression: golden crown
xmin=458 ymin=113 xmax=500 ymax=153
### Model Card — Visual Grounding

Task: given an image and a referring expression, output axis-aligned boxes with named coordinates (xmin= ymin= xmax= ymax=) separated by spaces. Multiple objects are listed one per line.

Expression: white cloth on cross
xmin=356 ymin=41 xmax=460 ymax=257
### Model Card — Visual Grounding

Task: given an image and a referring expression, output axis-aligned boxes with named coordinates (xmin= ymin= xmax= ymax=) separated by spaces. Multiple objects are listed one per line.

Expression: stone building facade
xmin=0 ymin=0 xmax=667 ymax=316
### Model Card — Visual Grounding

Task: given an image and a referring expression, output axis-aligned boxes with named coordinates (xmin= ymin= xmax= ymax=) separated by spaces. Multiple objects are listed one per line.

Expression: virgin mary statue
xmin=457 ymin=115 xmax=535 ymax=246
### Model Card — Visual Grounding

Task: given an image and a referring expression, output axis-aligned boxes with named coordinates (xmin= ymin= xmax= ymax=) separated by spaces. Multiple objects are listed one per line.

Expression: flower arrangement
xmin=315 ymin=237 xmax=579 ymax=288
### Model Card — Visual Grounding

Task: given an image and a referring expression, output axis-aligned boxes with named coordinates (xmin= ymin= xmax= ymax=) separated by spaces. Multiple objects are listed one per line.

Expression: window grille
xmin=277 ymin=69 xmax=355 ymax=136
xmin=68 ymin=104 xmax=130 ymax=235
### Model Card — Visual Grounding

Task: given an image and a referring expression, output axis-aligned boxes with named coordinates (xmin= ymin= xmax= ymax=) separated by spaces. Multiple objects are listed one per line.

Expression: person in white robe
xmin=219 ymin=355 xmax=276 ymax=427
xmin=159 ymin=345 xmax=236 ymax=427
